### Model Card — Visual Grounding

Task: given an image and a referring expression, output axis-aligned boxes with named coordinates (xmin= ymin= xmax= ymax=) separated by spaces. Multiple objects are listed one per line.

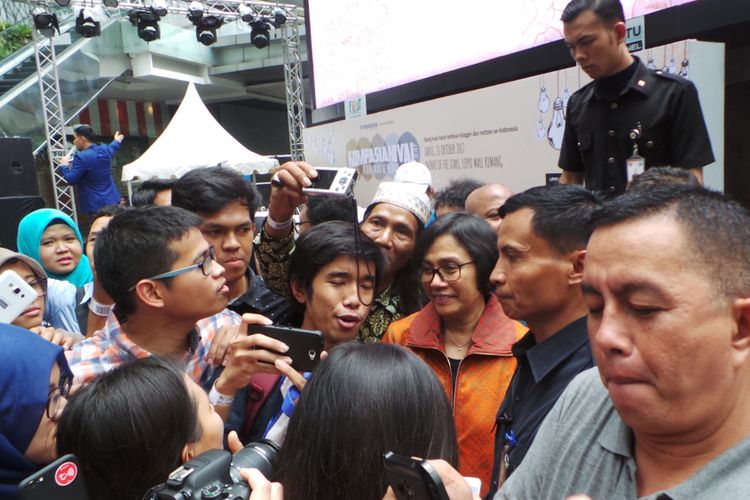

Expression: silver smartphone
xmin=0 ymin=269 xmax=38 ymax=324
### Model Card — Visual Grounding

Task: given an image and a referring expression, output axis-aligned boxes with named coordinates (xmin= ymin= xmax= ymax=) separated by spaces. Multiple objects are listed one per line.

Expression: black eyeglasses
xmin=127 ymin=246 xmax=216 ymax=292
xmin=420 ymin=261 xmax=475 ymax=284
xmin=26 ymin=278 xmax=47 ymax=296
xmin=46 ymin=373 xmax=72 ymax=419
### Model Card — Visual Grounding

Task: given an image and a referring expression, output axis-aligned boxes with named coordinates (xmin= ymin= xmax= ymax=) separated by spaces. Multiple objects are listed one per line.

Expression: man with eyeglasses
xmin=486 ymin=184 xmax=600 ymax=497
xmin=66 ymin=206 xmax=292 ymax=422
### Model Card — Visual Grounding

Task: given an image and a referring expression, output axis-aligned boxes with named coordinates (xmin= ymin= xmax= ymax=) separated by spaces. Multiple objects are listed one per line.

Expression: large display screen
xmin=306 ymin=0 xmax=698 ymax=109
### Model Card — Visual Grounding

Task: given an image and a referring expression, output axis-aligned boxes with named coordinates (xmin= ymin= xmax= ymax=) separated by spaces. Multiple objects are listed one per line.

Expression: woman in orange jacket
xmin=383 ymin=212 xmax=526 ymax=496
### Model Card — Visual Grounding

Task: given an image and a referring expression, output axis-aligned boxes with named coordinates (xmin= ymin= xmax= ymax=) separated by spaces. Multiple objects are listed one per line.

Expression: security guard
xmin=558 ymin=0 xmax=714 ymax=196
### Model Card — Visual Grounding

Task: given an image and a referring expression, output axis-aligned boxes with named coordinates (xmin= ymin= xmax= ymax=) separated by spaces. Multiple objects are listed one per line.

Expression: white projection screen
xmin=305 ymin=0 xmax=699 ymax=110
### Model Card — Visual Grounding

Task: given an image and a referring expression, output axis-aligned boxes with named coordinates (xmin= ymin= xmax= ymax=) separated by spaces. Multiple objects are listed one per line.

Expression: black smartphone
xmin=383 ymin=452 xmax=450 ymax=500
xmin=247 ymin=324 xmax=324 ymax=372
xmin=18 ymin=454 xmax=89 ymax=500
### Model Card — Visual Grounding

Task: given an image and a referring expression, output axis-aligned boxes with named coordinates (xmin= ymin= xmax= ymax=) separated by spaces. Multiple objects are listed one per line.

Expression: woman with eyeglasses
xmin=0 ymin=323 xmax=73 ymax=498
xmin=0 ymin=248 xmax=84 ymax=349
xmin=383 ymin=212 xmax=527 ymax=496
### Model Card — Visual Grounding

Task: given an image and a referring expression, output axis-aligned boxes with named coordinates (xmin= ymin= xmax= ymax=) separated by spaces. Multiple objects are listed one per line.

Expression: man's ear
xmin=568 ymin=249 xmax=586 ymax=286
xmin=613 ymin=21 xmax=627 ymax=44
xmin=731 ymin=297 xmax=750 ymax=364
xmin=290 ymin=279 xmax=307 ymax=306
xmin=134 ymin=280 xmax=166 ymax=309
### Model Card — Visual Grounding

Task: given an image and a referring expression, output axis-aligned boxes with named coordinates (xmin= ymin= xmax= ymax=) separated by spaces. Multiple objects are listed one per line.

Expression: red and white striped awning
xmin=77 ymin=99 xmax=171 ymax=138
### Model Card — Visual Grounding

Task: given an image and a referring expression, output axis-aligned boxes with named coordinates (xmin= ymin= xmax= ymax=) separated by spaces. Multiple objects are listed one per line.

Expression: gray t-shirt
xmin=496 ymin=368 xmax=750 ymax=500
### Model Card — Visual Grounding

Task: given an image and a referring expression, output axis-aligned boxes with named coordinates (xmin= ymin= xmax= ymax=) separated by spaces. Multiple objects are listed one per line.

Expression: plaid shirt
xmin=66 ymin=308 xmax=240 ymax=388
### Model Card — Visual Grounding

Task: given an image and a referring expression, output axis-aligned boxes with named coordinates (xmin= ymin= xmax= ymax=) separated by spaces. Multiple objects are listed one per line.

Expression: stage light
xmin=195 ymin=15 xmax=223 ymax=46
xmin=102 ymin=0 xmax=119 ymax=7
xmin=187 ymin=1 xmax=203 ymax=22
xmin=271 ymin=7 xmax=286 ymax=27
xmin=54 ymin=0 xmax=71 ymax=6
xmin=128 ymin=8 xmax=161 ymax=42
xmin=32 ymin=8 xmax=59 ymax=37
xmin=238 ymin=4 xmax=255 ymax=23
xmin=250 ymin=20 xmax=270 ymax=48
xmin=75 ymin=7 xmax=106 ymax=38
xmin=151 ymin=0 xmax=168 ymax=17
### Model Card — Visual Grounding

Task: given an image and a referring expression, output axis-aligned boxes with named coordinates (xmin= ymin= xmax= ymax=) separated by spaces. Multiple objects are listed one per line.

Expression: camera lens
xmin=229 ymin=439 xmax=280 ymax=484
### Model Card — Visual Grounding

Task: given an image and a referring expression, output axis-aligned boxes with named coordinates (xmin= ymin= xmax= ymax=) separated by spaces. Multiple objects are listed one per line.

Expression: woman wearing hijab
xmin=0 ymin=323 xmax=73 ymax=498
xmin=16 ymin=209 xmax=93 ymax=288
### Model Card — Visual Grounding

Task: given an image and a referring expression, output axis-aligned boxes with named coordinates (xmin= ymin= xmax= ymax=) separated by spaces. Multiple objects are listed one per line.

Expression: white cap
xmin=369 ymin=181 xmax=431 ymax=225
xmin=394 ymin=161 xmax=432 ymax=187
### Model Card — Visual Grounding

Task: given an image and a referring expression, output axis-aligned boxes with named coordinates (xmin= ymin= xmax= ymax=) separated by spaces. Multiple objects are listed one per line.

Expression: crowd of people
xmin=3 ymin=1 xmax=747 ymax=499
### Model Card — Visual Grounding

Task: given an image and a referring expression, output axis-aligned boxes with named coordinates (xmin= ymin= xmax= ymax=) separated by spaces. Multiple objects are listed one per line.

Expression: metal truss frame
xmin=27 ymin=0 xmax=305 ymax=216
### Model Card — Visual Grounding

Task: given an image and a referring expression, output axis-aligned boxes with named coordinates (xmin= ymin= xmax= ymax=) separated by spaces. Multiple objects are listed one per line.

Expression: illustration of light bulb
xmin=667 ymin=56 xmax=677 ymax=74
xmin=680 ymin=58 xmax=689 ymax=78
xmin=647 ymin=56 xmax=657 ymax=70
xmin=536 ymin=115 xmax=546 ymax=139
xmin=538 ymin=86 xmax=550 ymax=113
xmin=547 ymin=97 xmax=565 ymax=150
xmin=562 ymin=84 xmax=570 ymax=109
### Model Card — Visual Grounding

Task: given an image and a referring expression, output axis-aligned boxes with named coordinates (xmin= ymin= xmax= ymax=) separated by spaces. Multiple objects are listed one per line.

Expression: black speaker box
xmin=0 ymin=196 xmax=46 ymax=251
xmin=0 ymin=137 xmax=39 ymax=197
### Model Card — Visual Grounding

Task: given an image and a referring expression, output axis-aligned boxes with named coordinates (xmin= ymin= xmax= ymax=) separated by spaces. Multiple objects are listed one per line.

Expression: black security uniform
xmin=487 ymin=316 xmax=593 ymax=499
xmin=559 ymin=57 xmax=714 ymax=195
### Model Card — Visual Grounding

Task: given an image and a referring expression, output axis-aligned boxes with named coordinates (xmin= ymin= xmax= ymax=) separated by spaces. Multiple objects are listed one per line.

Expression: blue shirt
xmin=60 ymin=141 xmax=122 ymax=213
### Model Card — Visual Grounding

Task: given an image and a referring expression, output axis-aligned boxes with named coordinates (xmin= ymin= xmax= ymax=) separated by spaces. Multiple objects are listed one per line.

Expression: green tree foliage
xmin=0 ymin=21 xmax=32 ymax=59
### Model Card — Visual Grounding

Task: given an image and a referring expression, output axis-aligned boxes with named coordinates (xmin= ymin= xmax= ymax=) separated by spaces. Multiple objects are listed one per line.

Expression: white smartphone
xmin=0 ymin=269 xmax=38 ymax=324
xmin=270 ymin=167 xmax=358 ymax=198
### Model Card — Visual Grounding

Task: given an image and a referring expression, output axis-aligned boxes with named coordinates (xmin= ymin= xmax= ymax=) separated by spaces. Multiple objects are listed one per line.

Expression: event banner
xmin=303 ymin=41 xmax=724 ymax=205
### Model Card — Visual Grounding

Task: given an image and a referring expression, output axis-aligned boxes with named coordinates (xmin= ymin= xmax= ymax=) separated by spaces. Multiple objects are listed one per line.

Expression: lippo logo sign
xmin=346 ymin=132 xmax=421 ymax=180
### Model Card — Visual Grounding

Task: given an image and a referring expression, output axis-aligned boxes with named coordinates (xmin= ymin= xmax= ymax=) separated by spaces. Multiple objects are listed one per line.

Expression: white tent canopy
xmin=121 ymin=82 xmax=278 ymax=181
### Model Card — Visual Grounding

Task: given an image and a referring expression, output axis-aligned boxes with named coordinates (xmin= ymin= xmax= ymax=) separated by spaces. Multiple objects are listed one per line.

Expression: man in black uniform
xmin=558 ymin=0 xmax=714 ymax=196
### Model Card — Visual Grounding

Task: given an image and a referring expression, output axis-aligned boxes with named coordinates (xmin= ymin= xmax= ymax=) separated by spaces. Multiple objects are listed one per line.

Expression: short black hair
xmin=290 ymin=220 xmax=387 ymax=300
xmin=305 ymin=196 xmax=358 ymax=226
xmin=627 ymin=166 xmax=702 ymax=192
xmin=73 ymin=124 xmax=96 ymax=143
xmin=561 ymin=0 xmax=625 ymax=23
xmin=434 ymin=178 xmax=485 ymax=212
xmin=590 ymin=184 xmax=750 ymax=297
xmin=94 ymin=205 xmax=203 ymax=319
xmin=57 ymin=357 xmax=201 ymax=500
xmin=172 ymin=167 xmax=260 ymax=220
xmin=91 ymin=204 xmax=129 ymax=220
xmin=500 ymin=184 xmax=602 ymax=254
xmin=414 ymin=212 xmax=499 ymax=298
xmin=277 ymin=342 xmax=458 ymax=500
xmin=131 ymin=179 xmax=175 ymax=207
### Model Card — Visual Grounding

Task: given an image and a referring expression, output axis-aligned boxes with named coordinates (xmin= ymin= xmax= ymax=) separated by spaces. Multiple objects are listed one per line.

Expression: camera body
xmin=148 ymin=440 xmax=279 ymax=500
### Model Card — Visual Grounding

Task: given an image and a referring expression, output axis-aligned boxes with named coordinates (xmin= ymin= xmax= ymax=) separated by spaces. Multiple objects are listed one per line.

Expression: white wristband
xmin=265 ymin=214 xmax=293 ymax=230
xmin=88 ymin=297 xmax=113 ymax=317
xmin=209 ymin=384 xmax=236 ymax=406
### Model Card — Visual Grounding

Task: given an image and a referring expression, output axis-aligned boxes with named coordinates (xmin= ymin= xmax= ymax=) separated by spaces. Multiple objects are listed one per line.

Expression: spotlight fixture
xmin=187 ymin=1 xmax=203 ymax=22
xmin=75 ymin=7 xmax=105 ymax=38
xmin=102 ymin=0 xmax=119 ymax=7
xmin=32 ymin=8 xmax=60 ymax=37
xmin=54 ymin=0 xmax=71 ymax=6
xmin=195 ymin=15 xmax=223 ymax=46
xmin=151 ymin=0 xmax=168 ymax=17
xmin=271 ymin=7 xmax=286 ymax=27
xmin=249 ymin=20 xmax=270 ymax=49
xmin=238 ymin=3 xmax=255 ymax=23
xmin=128 ymin=8 xmax=161 ymax=42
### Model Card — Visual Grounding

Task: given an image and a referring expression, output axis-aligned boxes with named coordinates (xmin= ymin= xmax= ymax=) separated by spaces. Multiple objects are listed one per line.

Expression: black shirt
xmin=227 ymin=267 xmax=302 ymax=327
xmin=559 ymin=56 xmax=714 ymax=195
xmin=488 ymin=316 xmax=593 ymax=498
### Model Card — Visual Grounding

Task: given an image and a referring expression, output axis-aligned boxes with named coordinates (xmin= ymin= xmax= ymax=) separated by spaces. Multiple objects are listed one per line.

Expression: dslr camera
xmin=146 ymin=440 xmax=279 ymax=500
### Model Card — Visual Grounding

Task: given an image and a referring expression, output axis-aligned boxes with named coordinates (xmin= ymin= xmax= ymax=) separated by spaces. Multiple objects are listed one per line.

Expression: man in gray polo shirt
xmin=497 ymin=184 xmax=750 ymax=499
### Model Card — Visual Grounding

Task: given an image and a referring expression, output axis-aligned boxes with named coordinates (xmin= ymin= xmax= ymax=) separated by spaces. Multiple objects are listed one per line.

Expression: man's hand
xmin=59 ymin=156 xmax=71 ymax=166
xmin=114 ymin=131 xmax=125 ymax=143
xmin=30 ymin=326 xmax=80 ymax=350
xmin=215 ymin=333 xmax=292 ymax=396
xmin=266 ymin=161 xmax=317 ymax=238
xmin=382 ymin=459 xmax=479 ymax=500
xmin=240 ymin=468 xmax=283 ymax=499
xmin=208 ymin=314 xmax=272 ymax=367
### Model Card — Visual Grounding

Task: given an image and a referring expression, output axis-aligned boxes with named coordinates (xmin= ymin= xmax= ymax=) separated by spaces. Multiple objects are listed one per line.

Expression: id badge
xmin=627 ymin=155 xmax=645 ymax=183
